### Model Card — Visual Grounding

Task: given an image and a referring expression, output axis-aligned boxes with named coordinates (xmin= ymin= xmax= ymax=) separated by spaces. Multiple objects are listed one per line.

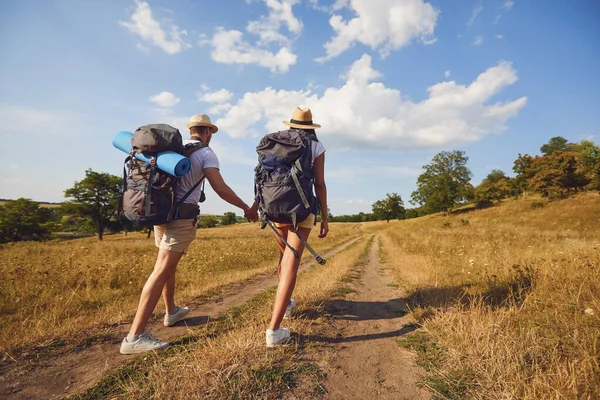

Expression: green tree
xmin=540 ymin=136 xmax=569 ymax=156
xmin=410 ymin=150 xmax=473 ymax=213
xmin=198 ymin=215 xmax=219 ymax=228
xmin=63 ymin=169 xmax=122 ymax=240
xmin=473 ymin=169 xmax=514 ymax=208
xmin=220 ymin=212 xmax=237 ymax=225
xmin=569 ymin=140 xmax=600 ymax=190
xmin=372 ymin=193 xmax=405 ymax=222
xmin=528 ymin=151 xmax=589 ymax=197
xmin=512 ymin=153 xmax=534 ymax=197
xmin=0 ymin=198 xmax=56 ymax=243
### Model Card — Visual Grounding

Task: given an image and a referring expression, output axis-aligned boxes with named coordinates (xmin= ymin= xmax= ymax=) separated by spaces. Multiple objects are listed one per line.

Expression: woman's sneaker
xmin=266 ymin=328 xmax=291 ymax=347
xmin=164 ymin=306 xmax=190 ymax=327
xmin=283 ymin=298 xmax=296 ymax=319
xmin=120 ymin=331 xmax=169 ymax=354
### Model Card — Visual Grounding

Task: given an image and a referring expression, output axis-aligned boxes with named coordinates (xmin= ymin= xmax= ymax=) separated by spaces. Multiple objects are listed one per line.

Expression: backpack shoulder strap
xmin=176 ymin=140 xmax=209 ymax=206
xmin=182 ymin=140 xmax=208 ymax=157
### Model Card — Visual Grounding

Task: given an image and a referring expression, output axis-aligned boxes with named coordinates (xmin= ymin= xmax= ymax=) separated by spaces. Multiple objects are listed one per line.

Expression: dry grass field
xmin=380 ymin=192 xmax=600 ymax=399
xmin=0 ymin=222 xmax=360 ymax=354
xmin=1 ymin=192 xmax=599 ymax=399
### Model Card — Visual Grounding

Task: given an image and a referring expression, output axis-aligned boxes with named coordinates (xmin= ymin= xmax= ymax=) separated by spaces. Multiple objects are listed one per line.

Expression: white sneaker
xmin=284 ymin=298 xmax=296 ymax=319
xmin=164 ymin=306 xmax=190 ymax=327
xmin=266 ymin=328 xmax=291 ymax=347
xmin=120 ymin=331 xmax=169 ymax=354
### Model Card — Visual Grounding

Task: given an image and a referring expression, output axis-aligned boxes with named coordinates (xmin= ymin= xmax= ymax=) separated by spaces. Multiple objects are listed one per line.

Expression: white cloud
xmin=149 ymin=91 xmax=180 ymax=107
xmin=246 ymin=0 xmax=303 ymax=45
xmin=199 ymin=89 xmax=234 ymax=103
xmin=120 ymin=0 xmax=191 ymax=55
xmin=343 ymin=198 xmax=371 ymax=206
xmin=444 ymin=70 xmax=451 ymax=78
xmin=209 ymin=0 xmax=302 ymax=73
xmin=200 ymin=84 xmax=210 ymax=92
xmin=317 ymin=0 xmax=439 ymax=61
xmin=503 ymin=1 xmax=514 ymax=11
xmin=472 ymin=35 xmax=484 ymax=46
xmin=467 ymin=1 xmax=483 ymax=28
xmin=208 ymin=103 xmax=233 ymax=115
xmin=214 ymin=54 xmax=527 ymax=151
xmin=0 ymin=103 xmax=70 ymax=137
xmin=329 ymin=164 xmax=421 ymax=182
xmin=210 ymin=28 xmax=297 ymax=74
xmin=495 ymin=34 xmax=503 ymax=39
xmin=210 ymin=141 xmax=257 ymax=167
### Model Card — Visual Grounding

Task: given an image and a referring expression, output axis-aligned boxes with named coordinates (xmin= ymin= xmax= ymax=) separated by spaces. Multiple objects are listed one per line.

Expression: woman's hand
xmin=319 ymin=219 xmax=329 ymax=238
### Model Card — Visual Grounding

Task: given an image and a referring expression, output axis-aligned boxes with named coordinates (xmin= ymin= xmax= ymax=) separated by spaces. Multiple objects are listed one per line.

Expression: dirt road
xmin=308 ymin=236 xmax=428 ymax=399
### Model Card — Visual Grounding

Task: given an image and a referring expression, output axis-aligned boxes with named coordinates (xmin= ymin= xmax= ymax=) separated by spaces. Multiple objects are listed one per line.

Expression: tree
xmin=528 ymin=151 xmax=589 ymax=197
xmin=512 ymin=153 xmax=534 ymax=196
xmin=540 ymin=136 xmax=569 ymax=156
xmin=198 ymin=215 xmax=219 ymax=228
xmin=220 ymin=212 xmax=237 ymax=225
xmin=569 ymin=140 xmax=600 ymax=190
xmin=410 ymin=150 xmax=473 ymax=213
xmin=473 ymin=169 xmax=514 ymax=208
xmin=0 ymin=198 xmax=57 ymax=243
xmin=63 ymin=169 xmax=122 ymax=240
xmin=372 ymin=193 xmax=405 ymax=222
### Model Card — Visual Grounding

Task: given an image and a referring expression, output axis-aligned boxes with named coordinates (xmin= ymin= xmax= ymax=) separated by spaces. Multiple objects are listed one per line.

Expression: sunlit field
xmin=0 ymin=222 xmax=360 ymax=354
xmin=2 ymin=193 xmax=599 ymax=399
xmin=380 ymin=192 xmax=600 ymax=399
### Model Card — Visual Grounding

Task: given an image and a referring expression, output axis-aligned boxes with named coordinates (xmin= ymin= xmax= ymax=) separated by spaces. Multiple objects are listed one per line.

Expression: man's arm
xmin=204 ymin=167 xmax=257 ymax=221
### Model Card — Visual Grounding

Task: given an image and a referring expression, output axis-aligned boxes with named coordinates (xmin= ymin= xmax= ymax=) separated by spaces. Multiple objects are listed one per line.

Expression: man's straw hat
xmin=282 ymin=107 xmax=321 ymax=129
xmin=186 ymin=114 xmax=218 ymax=133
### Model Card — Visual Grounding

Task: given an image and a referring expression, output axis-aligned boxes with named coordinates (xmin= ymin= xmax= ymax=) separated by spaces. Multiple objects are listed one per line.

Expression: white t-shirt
xmin=176 ymin=140 xmax=220 ymax=205
xmin=311 ymin=140 xmax=326 ymax=166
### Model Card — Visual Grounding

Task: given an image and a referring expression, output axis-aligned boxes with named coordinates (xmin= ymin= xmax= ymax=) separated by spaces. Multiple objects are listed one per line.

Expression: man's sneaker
xmin=283 ymin=298 xmax=296 ymax=319
xmin=266 ymin=328 xmax=291 ymax=347
xmin=120 ymin=331 xmax=169 ymax=355
xmin=164 ymin=306 xmax=190 ymax=327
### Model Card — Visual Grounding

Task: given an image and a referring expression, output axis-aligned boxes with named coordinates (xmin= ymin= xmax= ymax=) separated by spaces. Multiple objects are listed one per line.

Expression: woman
xmin=252 ymin=107 xmax=329 ymax=347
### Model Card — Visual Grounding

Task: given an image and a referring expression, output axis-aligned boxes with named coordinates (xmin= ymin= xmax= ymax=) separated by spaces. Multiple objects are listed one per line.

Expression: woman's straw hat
xmin=186 ymin=114 xmax=218 ymax=133
xmin=282 ymin=107 xmax=321 ymax=129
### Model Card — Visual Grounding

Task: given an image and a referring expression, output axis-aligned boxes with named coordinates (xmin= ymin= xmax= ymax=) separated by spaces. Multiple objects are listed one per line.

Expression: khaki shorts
xmin=154 ymin=219 xmax=197 ymax=254
xmin=273 ymin=214 xmax=316 ymax=229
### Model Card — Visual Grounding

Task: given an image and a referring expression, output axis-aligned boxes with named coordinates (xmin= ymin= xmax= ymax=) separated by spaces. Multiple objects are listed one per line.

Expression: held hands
xmin=319 ymin=219 xmax=329 ymax=238
xmin=244 ymin=202 xmax=259 ymax=222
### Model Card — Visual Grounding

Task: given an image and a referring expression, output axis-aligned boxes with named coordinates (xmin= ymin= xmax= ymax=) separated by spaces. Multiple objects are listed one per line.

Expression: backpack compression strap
xmin=261 ymin=219 xmax=326 ymax=264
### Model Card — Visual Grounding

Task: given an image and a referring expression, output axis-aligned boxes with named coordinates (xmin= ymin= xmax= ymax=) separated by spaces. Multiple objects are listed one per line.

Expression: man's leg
xmin=162 ymin=271 xmax=176 ymax=314
xmin=129 ymin=248 xmax=183 ymax=336
xmin=268 ymin=227 xmax=311 ymax=331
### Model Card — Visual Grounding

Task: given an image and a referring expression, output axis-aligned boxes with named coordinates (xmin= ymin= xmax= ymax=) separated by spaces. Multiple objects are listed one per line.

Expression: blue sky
xmin=1 ymin=0 xmax=599 ymax=216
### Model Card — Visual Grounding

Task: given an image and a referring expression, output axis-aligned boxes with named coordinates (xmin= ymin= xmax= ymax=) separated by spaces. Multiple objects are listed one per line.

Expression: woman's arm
xmin=313 ymin=153 xmax=328 ymax=238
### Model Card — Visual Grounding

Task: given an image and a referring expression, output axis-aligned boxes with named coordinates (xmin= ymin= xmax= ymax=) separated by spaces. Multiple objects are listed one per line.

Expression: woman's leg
xmin=268 ymin=226 xmax=312 ymax=331
xmin=272 ymin=226 xmax=287 ymax=280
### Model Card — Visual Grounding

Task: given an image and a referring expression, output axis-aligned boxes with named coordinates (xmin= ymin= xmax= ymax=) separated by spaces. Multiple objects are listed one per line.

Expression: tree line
xmin=1 ymin=136 xmax=597 ymax=242
xmin=331 ymin=136 xmax=599 ymax=222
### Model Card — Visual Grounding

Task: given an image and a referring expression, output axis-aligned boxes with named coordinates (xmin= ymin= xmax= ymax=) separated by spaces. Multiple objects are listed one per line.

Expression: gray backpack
xmin=254 ymin=128 xmax=319 ymax=227
xmin=254 ymin=128 xmax=325 ymax=264
xmin=118 ymin=124 xmax=206 ymax=227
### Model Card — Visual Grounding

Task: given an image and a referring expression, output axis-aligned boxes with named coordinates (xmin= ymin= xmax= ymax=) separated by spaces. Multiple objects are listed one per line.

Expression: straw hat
xmin=282 ymin=107 xmax=321 ymax=129
xmin=186 ymin=114 xmax=218 ymax=133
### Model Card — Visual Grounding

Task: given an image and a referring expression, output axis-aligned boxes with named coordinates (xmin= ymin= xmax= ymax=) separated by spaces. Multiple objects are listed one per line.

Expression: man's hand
xmin=244 ymin=203 xmax=259 ymax=222
xmin=319 ymin=219 xmax=329 ymax=238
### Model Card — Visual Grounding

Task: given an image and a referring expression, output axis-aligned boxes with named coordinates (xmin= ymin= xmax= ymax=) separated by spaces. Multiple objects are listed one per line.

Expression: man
xmin=120 ymin=114 xmax=258 ymax=354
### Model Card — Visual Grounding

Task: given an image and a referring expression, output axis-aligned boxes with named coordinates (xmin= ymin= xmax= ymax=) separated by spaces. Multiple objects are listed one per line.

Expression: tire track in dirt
xmin=308 ymin=236 xmax=428 ymax=399
xmin=0 ymin=236 xmax=363 ymax=400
